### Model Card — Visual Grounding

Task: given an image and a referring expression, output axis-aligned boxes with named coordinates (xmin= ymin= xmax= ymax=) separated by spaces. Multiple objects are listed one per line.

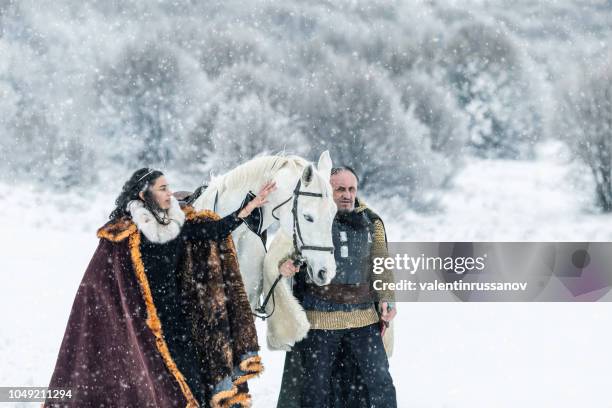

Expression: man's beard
xmin=336 ymin=208 xmax=368 ymax=229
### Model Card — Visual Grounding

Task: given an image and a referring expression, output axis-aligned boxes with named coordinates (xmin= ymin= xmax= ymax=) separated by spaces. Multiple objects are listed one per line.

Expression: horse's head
xmin=278 ymin=151 xmax=337 ymax=286
xmin=193 ymin=149 xmax=338 ymax=287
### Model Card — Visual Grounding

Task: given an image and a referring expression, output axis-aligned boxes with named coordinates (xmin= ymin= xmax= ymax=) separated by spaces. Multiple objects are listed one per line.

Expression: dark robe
xmin=278 ymin=339 xmax=372 ymax=408
xmin=138 ymin=208 xmax=245 ymax=404
xmin=44 ymin=208 xmax=262 ymax=408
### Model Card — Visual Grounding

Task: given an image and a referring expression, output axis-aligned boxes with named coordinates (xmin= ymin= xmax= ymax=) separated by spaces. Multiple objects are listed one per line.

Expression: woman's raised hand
xmin=238 ymin=180 xmax=277 ymax=218
xmin=251 ymin=180 xmax=277 ymax=208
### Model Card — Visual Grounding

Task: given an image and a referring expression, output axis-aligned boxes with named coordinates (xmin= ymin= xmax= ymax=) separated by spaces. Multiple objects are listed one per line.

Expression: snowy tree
xmin=1 ymin=96 xmax=58 ymax=182
xmin=0 ymin=2 xmax=96 ymax=188
xmin=288 ymin=54 xmax=445 ymax=201
xmin=444 ymin=22 xmax=541 ymax=159
xmin=0 ymin=88 xmax=93 ymax=188
xmin=1 ymin=0 xmax=609 ymax=200
xmin=184 ymin=61 xmax=306 ymax=176
xmin=95 ymin=41 xmax=203 ymax=169
xmin=397 ymin=71 xmax=469 ymax=164
xmin=194 ymin=24 xmax=270 ymax=78
xmin=193 ymin=93 xmax=307 ymax=174
xmin=558 ymin=65 xmax=612 ymax=211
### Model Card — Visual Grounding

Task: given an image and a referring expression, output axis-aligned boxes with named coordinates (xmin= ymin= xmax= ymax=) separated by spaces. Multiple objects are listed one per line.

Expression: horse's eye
xmin=303 ymin=214 xmax=314 ymax=222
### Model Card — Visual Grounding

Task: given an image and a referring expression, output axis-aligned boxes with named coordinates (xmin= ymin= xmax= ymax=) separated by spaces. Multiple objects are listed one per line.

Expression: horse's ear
xmin=302 ymin=164 xmax=314 ymax=186
xmin=317 ymin=150 xmax=333 ymax=179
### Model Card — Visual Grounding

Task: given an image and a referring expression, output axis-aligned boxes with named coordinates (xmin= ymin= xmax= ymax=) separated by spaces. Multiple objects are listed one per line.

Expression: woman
xmin=45 ymin=168 xmax=274 ymax=408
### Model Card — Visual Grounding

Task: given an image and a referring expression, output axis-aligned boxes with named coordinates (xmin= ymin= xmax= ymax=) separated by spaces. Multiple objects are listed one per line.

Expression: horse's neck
xmin=195 ymin=164 xmax=304 ymax=231
xmin=261 ymin=169 xmax=303 ymax=232
xmin=199 ymin=181 xmax=249 ymax=217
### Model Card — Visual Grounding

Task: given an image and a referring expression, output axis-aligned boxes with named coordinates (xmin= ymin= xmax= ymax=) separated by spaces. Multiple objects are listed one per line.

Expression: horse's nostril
xmin=317 ymin=269 xmax=327 ymax=281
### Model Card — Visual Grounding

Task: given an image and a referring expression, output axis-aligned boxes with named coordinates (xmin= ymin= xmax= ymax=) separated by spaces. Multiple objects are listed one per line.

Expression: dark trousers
xmin=299 ymin=323 xmax=396 ymax=408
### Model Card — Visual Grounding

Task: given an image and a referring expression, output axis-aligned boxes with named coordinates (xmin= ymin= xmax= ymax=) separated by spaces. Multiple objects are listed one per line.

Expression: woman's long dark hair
xmin=109 ymin=168 xmax=168 ymax=224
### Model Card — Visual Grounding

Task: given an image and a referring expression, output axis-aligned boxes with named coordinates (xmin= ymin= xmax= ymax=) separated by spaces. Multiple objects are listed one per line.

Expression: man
xmin=277 ymin=166 xmax=397 ymax=408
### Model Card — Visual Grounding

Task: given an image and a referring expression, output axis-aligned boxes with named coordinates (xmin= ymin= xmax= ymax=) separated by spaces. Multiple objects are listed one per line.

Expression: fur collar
xmin=97 ymin=204 xmax=223 ymax=243
xmin=127 ymin=196 xmax=186 ymax=244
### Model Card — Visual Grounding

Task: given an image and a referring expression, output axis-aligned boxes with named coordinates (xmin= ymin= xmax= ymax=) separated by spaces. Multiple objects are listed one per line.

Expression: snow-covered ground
xmin=2 ymin=141 xmax=612 ymax=407
xmin=384 ymin=141 xmax=612 ymax=242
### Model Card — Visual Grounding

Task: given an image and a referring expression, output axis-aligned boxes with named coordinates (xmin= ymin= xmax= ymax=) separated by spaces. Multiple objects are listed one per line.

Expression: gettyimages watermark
xmin=370 ymin=243 xmax=612 ymax=301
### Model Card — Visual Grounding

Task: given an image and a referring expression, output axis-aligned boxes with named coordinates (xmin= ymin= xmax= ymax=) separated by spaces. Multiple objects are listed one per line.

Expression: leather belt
xmin=305 ymin=283 xmax=373 ymax=304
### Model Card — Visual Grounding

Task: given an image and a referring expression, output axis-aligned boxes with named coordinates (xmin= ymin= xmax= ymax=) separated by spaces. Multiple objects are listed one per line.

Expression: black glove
xmin=239 ymin=191 xmax=263 ymax=236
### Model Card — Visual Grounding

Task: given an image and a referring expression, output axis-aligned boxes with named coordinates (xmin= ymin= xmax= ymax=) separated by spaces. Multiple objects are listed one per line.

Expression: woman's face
xmin=140 ymin=176 xmax=173 ymax=210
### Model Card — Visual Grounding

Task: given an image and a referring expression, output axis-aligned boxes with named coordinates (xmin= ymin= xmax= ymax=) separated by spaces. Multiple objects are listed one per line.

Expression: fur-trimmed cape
xmin=44 ymin=207 xmax=262 ymax=408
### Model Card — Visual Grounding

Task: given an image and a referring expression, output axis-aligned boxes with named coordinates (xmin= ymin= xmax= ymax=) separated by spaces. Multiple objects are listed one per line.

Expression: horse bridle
xmin=285 ymin=178 xmax=335 ymax=257
xmin=254 ymin=178 xmax=334 ymax=320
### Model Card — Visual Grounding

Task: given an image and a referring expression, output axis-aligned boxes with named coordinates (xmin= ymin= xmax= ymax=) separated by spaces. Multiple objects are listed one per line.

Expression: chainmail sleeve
xmin=370 ymin=219 xmax=395 ymax=302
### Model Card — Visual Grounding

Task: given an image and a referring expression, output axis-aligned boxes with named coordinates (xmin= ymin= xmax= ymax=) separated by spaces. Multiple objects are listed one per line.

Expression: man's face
xmin=330 ymin=170 xmax=358 ymax=212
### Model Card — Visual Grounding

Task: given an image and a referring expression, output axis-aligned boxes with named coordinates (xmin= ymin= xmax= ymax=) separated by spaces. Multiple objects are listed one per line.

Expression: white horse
xmin=192 ymin=151 xmax=337 ymax=313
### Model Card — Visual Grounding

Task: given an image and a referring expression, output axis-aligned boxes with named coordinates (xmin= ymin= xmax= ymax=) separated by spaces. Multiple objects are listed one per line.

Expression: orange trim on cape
xmin=210 ymin=385 xmax=239 ymax=408
xmin=128 ymin=231 xmax=199 ymax=408
xmin=233 ymin=355 xmax=264 ymax=386
xmin=225 ymin=391 xmax=252 ymax=408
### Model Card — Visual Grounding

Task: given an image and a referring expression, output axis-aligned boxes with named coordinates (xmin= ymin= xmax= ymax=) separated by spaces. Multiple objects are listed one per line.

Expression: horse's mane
xmin=209 ymin=154 xmax=309 ymax=192
xmin=194 ymin=153 xmax=332 ymax=212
